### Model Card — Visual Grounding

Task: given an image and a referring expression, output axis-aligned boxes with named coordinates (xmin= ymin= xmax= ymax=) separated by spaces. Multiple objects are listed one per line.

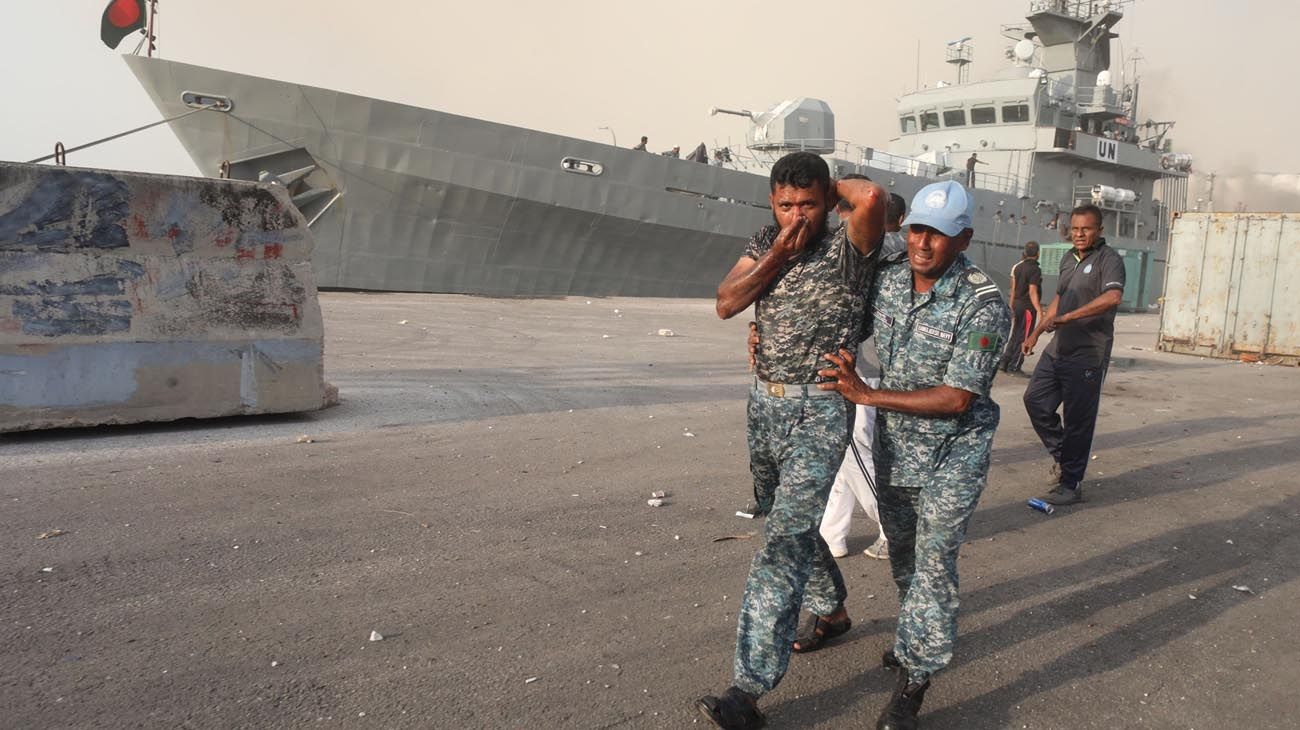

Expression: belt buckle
xmin=766 ymin=382 xmax=785 ymax=398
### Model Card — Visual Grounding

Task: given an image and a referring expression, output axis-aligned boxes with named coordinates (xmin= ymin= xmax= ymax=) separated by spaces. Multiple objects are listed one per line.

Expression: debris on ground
xmin=650 ymin=490 xmax=666 ymax=499
xmin=398 ymin=320 xmax=409 ymax=325
xmin=647 ymin=499 xmax=664 ymax=507
xmin=657 ymin=329 xmax=676 ymax=337
xmin=38 ymin=530 xmax=68 ymax=540
xmin=712 ymin=534 xmax=755 ymax=543
xmin=296 ymin=435 xmax=315 ymax=444
xmin=1232 ymin=585 xmax=1254 ymax=594
xmin=369 ymin=630 xmax=384 ymax=642
xmin=525 ymin=676 xmax=540 ymax=684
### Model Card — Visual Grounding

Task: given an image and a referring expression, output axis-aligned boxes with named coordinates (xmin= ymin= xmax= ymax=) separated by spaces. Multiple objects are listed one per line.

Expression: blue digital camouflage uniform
xmin=867 ymin=249 xmax=1010 ymax=684
xmin=732 ymin=222 xmax=877 ymax=697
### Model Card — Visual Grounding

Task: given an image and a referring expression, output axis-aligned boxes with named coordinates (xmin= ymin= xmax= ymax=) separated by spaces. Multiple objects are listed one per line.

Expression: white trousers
xmin=819 ymin=377 xmax=884 ymax=550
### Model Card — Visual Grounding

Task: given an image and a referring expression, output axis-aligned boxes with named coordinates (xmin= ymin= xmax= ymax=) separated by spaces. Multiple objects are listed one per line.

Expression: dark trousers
xmin=1023 ymin=352 xmax=1105 ymax=485
xmin=1000 ymin=306 xmax=1037 ymax=372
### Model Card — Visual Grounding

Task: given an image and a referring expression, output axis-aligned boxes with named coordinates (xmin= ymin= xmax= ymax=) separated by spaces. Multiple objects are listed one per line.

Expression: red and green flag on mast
xmin=100 ymin=0 xmax=148 ymax=49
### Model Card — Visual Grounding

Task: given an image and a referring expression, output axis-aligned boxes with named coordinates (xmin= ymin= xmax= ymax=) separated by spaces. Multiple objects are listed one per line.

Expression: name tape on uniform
xmin=916 ymin=322 xmax=954 ymax=343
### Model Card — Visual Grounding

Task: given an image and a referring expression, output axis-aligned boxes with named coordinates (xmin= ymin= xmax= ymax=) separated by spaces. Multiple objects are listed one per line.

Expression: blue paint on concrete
xmin=161 ymin=190 xmax=201 ymax=254
xmin=154 ymin=266 xmax=193 ymax=301
xmin=117 ymin=260 xmax=145 ymax=277
xmin=0 ymin=170 xmax=130 ymax=251
xmin=0 ymin=274 xmax=129 ymax=297
xmin=13 ymin=297 xmax=133 ymax=336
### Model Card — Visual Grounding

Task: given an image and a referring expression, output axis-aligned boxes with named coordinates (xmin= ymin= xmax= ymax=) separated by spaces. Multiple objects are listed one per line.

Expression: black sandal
xmin=696 ymin=687 xmax=766 ymax=729
xmin=792 ymin=612 xmax=852 ymax=653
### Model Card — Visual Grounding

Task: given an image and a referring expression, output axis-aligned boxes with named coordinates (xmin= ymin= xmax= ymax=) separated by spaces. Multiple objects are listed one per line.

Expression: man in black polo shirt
xmin=1020 ymin=204 xmax=1125 ymax=505
xmin=1000 ymin=241 xmax=1044 ymax=374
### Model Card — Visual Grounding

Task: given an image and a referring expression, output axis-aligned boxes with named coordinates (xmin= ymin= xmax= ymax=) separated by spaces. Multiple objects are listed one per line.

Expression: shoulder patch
xmin=963 ymin=268 xmax=1003 ymax=304
xmin=966 ymin=331 xmax=1001 ymax=352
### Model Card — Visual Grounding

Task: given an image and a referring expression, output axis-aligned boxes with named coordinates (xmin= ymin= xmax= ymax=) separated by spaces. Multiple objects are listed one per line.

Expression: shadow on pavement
xmin=768 ymin=445 xmax=1300 ymax=728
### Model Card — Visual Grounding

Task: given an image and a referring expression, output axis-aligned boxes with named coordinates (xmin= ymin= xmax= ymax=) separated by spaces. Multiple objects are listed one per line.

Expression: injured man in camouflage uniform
xmin=695 ymin=152 xmax=886 ymax=729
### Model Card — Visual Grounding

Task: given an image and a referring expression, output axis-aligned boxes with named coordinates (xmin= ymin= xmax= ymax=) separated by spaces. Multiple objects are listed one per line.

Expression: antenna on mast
xmin=945 ymin=36 xmax=974 ymax=84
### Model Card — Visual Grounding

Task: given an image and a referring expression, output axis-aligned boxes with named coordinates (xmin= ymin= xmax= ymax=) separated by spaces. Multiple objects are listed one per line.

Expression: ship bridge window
xmin=900 ymin=115 xmax=918 ymax=134
xmin=943 ymin=110 xmax=967 ymax=127
xmin=921 ymin=112 xmax=940 ymax=131
xmin=1002 ymin=103 xmax=1030 ymax=123
xmin=971 ymin=107 xmax=996 ymax=125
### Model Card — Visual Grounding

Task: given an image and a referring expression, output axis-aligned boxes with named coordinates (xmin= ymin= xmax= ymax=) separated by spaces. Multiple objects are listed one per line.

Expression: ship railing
xmin=1075 ymin=86 xmax=1122 ymax=115
xmin=1030 ymin=0 xmax=1130 ymax=21
xmin=722 ymin=138 xmax=1027 ymax=196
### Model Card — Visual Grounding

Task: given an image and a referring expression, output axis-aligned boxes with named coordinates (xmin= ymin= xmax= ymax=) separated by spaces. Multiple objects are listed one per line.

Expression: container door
xmin=1192 ymin=216 xmax=1241 ymax=353
xmin=1228 ymin=215 xmax=1282 ymax=354
xmin=1159 ymin=214 xmax=1212 ymax=349
xmin=1263 ymin=216 xmax=1300 ymax=357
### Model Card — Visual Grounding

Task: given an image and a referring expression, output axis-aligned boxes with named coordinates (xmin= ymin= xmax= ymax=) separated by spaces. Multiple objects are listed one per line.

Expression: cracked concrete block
xmin=0 ymin=162 xmax=328 ymax=432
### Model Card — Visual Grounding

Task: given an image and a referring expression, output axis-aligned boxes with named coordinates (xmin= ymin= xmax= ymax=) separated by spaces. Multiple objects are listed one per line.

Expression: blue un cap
xmin=901 ymin=180 xmax=974 ymax=237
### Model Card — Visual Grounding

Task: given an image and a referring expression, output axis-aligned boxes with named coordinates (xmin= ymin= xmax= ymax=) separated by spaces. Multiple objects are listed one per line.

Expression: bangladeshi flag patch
xmin=967 ymin=331 xmax=999 ymax=351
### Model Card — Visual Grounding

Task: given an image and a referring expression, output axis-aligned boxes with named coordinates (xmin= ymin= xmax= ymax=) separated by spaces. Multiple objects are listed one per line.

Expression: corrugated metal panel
xmin=1158 ymin=212 xmax=1300 ymax=363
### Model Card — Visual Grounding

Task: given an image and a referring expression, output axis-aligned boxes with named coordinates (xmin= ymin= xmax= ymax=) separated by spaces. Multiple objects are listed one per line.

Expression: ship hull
xmin=125 ymin=56 xmax=776 ymax=297
xmin=125 ymin=56 xmax=1149 ymax=300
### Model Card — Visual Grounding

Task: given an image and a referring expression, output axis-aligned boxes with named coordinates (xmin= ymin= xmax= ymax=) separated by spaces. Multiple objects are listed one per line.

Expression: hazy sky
xmin=2 ymin=0 xmax=1293 ymax=207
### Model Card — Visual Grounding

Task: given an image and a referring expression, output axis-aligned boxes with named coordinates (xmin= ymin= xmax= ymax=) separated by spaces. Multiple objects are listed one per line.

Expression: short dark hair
xmin=1023 ymin=240 xmax=1039 ymax=257
xmin=887 ymin=193 xmax=907 ymax=224
xmin=770 ymin=151 xmax=830 ymax=193
xmin=1070 ymin=204 xmax=1103 ymax=227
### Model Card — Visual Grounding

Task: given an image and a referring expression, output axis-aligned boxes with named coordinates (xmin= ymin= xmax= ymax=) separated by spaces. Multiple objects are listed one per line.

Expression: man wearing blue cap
xmin=820 ymin=180 xmax=1010 ymax=729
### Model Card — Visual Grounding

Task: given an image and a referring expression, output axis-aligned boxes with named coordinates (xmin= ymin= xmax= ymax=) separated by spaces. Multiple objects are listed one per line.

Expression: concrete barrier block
xmin=0 ymin=162 xmax=327 ymax=432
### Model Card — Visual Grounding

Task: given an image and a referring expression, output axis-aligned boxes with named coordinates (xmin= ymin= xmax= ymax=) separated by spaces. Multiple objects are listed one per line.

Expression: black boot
xmin=876 ymin=670 xmax=929 ymax=730
xmin=696 ymin=687 xmax=765 ymax=729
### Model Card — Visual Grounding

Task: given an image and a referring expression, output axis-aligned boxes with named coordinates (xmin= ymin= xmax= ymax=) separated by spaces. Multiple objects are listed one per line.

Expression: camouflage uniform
xmin=867 ymin=249 xmax=1010 ymax=684
xmin=732 ymin=222 xmax=877 ymax=697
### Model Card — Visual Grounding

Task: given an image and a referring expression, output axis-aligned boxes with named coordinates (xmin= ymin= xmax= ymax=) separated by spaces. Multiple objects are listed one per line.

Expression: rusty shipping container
xmin=1158 ymin=212 xmax=1300 ymax=363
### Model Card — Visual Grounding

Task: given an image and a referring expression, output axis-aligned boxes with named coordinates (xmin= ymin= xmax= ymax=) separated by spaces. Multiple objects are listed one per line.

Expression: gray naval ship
xmin=126 ymin=0 xmax=1189 ymax=302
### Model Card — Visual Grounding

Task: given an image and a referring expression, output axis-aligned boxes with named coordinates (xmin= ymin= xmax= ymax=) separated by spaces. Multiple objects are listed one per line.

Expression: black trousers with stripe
xmin=999 ymin=306 xmax=1036 ymax=372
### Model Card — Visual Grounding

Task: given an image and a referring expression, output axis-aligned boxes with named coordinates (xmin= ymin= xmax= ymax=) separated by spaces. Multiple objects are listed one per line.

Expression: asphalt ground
xmin=3 ymin=294 xmax=1299 ymax=729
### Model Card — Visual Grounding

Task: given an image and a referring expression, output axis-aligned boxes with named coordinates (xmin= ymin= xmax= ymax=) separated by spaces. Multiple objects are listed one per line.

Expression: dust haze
xmin=3 ymin=0 xmax=1298 ymax=212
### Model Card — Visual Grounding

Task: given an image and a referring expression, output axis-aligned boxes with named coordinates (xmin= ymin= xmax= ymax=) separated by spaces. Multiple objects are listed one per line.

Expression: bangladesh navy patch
xmin=967 ymin=331 xmax=999 ymax=351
